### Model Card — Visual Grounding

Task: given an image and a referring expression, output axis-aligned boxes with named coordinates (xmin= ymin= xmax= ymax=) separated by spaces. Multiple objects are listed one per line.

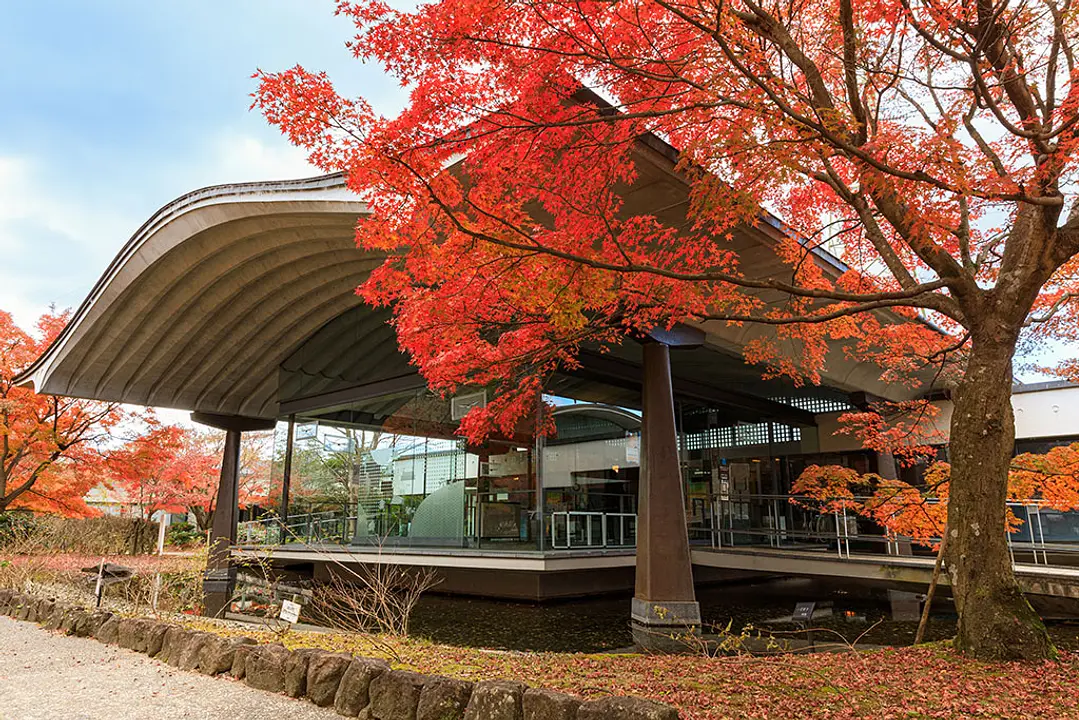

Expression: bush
xmin=0 ymin=512 xmax=35 ymax=548
xmin=0 ymin=514 xmax=158 ymax=555
xmin=166 ymin=521 xmax=203 ymax=547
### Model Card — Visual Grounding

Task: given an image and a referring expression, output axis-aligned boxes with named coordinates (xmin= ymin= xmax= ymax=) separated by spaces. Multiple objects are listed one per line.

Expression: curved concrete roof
xmin=17 ymin=173 xmax=379 ymax=419
xmin=19 ymin=163 xmax=929 ymax=424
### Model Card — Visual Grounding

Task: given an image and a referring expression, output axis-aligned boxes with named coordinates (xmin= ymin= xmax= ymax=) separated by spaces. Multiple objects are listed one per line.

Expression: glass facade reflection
xmin=258 ymin=392 xmax=642 ymax=552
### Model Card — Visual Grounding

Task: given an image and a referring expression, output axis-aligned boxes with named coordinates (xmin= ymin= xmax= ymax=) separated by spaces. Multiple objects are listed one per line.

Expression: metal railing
xmin=699 ymin=493 xmax=1079 ymax=568
xmin=238 ymin=490 xmax=639 ymax=551
xmin=238 ymin=491 xmax=1079 ymax=570
xmin=549 ymin=511 xmax=637 ymax=549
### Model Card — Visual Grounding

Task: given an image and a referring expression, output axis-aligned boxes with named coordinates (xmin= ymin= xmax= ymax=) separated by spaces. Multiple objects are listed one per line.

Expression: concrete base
xmin=888 ymin=589 xmax=922 ymax=621
xmin=291 ymin=551 xmax=766 ymax=601
xmin=202 ymin=567 xmax=236 ymax=618
xmin=630 ymin=597 xmax=702 ymax=652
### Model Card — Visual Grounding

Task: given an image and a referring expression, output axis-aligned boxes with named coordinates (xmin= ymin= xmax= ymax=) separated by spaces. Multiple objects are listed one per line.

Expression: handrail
xmin=705 ymin=492 xmax=1079 ymax=567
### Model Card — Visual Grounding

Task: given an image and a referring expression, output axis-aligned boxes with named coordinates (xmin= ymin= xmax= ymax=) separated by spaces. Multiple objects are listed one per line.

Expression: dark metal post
xmin=631 ymin=341 xmax=701 ymax=648
xmin=280 ymin=414 xmax=296 ymax=534
xmin=203 ymin=428 xmax=241 ymax=617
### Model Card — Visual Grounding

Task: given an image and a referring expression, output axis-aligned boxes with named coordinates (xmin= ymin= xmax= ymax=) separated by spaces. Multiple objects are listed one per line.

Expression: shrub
xmin=0 ymin=512 xmax=35 ymax=548
xmin=166 ymin=521 xmax=204 ymax=548
xmin=0 ymin=514 xmax=158 ymax=555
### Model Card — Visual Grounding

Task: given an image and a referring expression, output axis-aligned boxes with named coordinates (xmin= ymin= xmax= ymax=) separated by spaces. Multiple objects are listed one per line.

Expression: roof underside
xmin=19 ymin=163 xmax=927 ymax=422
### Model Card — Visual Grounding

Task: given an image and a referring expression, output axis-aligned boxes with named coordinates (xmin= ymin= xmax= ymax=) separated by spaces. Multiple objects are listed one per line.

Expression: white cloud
xmin=0 ymin=155 xmax=138 ymax=326
xmin=191 ymin=131 xmax=321 ymax=187
xmin=0 ymin=131 xmax=322 ymax=329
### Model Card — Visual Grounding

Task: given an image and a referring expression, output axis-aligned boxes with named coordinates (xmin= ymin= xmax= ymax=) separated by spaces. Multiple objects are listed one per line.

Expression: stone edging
xmin=0 ymin=590 xmax=678 ymax=720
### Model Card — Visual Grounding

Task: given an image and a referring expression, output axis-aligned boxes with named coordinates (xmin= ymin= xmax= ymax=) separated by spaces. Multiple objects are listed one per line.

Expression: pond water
xmin=408 ymin=578 xmax=1079 ymax=653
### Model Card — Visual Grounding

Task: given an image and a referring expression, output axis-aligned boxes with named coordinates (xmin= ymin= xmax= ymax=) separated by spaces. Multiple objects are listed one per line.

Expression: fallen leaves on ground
xmin=182 ymin=618 xmax=1079 ymax=719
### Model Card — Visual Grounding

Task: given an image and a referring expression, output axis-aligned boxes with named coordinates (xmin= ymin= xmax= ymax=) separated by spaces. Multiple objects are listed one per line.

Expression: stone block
xmin=418 ymin=677 xmax=473 ymax=720
xmin=245 ymin=644 xmax=291 ymax=693
xmin=24 ymin=598 xmax=40 ymax=623
xmin=144 ymin=623 xmax=170 ymax=657
xmin=117 ymin=618 xmax=143 ymax=650
xmin=95 ymin=615 xmax=121 ymax=644
xmin=164 ymin=629 xmax=199 ymax=668
xmin=43 ymin=602 xmax=65 ymax=631
xmin=60 ymin=607 xmax=84 ymax=635
xmin=522 ymin=689 xmax=581 ymax=720
xmin=284 ymin=647 xmax=321 ymax=698
xmin=0 ymin=589 xmax=11 ymax=612
xmin=35 ymin=599 xmax=56 ymax=625
xmin=16 ymin=595 xmax=32 ymax=621
xmin=307 ymin=651 xmax=353 ymax=707
xmin=335 ymin=657 xmax=391 ymax=717
xmin=200 ymin=635 xmax=251 ymax=676
xmin=158 ymin=627 xmax=186 ymax=665
xmin=76 ymin=611 xmax=112 ymax=639
xmin=178 ymin=632 xmax=213 ymax=672
xmin=230 ymin=642 xmax=257 ymax=679
xmin=370 ymin=670 xmax=428 ymax=720
xmin=10 ymin=593 xmax=29 ymax=618
xmin=576 ymin=697 xmax=678 ymax=720
xmin=463 ymin=681 xmax=525 ymax=720
xmin=3 ymin=593 xmax=19 ymax=617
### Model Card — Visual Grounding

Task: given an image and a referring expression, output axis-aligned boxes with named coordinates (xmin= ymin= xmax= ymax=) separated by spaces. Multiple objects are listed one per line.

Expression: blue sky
xmin=0 ymin=1 xmax=404 ymax=326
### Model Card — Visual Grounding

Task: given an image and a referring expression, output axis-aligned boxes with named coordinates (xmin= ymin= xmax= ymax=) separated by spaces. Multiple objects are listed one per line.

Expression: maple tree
xmin=0 ymin=311 xmax=122 ymax=516
xmin=109 ymin=422 xmax=274 ymax=531
xmin=255 ymin=0 xmax=1079 ymax=658
xmin=107 ymin=420 xmax=215 ymax=521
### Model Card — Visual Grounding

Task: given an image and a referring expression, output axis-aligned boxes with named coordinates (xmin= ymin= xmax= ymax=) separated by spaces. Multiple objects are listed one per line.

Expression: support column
xmin=632 ymin=341 xmax=701 ymax=648
xmin=203 ymin=428 xmax=241 ymax=618
xmin=280 ymin=415 xmax=296 ymax=534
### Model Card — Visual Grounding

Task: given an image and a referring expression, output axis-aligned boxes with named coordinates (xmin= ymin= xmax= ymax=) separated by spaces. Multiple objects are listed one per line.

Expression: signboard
xmin=480 ymin=502 xmax=521 ymax=539
xmin=625 ymin=435 xmax=640 ymax=465
xmin=792 ymin=602 xmax=816 ymax=624
xmin=716 ymin=465 xmax=731 ymax=501
xmin=280 ymin=599 xmax=302 ymax=624
xmin=295 ymin=422 xmax=318 ymax=440
xmin=451 ymin=390 xmax=487 ymax=420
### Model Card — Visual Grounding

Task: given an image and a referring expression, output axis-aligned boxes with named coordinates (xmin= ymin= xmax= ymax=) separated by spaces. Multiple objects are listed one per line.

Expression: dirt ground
xmin=0 ymin=615 xmax=335 ymax=719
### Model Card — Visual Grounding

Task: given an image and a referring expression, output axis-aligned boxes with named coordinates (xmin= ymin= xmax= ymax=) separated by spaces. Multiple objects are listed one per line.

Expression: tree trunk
xmin=946 ymin=334 xmax=1054 ymax=660
xmin=191 ymin=507 xmax=213 ymax=532
xmin=915 ymin=522 xmax=946 ymax=645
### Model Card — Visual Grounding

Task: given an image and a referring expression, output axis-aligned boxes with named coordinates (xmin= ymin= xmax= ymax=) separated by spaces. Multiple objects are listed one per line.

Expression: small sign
xmin=451 ymin=390 xmax=487 ymax=420
xmin=625 ymin=435 xmax=640 ymax=465
xmin=280 ymin=599 xmax=302 ymax=624
xmin=793 ymin=601 xmax=816 ymax=624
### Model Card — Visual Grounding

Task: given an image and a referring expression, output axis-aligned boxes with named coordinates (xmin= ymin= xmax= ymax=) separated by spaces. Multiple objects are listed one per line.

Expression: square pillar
xmin=632 ymin=341 xmax=701 ymax=648
xmin=203 ymin=428 xmax=241 ymax=617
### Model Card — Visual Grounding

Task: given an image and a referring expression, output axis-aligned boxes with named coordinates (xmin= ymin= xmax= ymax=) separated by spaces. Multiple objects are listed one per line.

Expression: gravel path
xmin=0 ymin=616 xmax=336 ymax=719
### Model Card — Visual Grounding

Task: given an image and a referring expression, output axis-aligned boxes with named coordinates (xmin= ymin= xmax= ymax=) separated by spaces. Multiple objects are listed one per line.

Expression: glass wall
xmin=543 ymin=405 xmax=639 ymax=550
xmin=272 ymin=390 xmax=536 ymax=550
xmin=247 ymin=394 xmax=647 ymax=553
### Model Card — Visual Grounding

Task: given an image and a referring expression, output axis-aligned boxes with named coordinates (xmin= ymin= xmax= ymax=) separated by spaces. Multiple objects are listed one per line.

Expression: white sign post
xmin=279 ymin=599 xmax=302 ymax=624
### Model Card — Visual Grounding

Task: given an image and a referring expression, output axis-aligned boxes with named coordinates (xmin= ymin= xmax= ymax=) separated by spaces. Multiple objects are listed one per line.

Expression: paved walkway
xmin=0 ymin=616 xmax=335 ymax=719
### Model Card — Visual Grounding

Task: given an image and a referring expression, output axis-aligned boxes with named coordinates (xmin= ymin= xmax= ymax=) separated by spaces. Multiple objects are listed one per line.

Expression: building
xmin=17 ymin=163 xmax=1079 ymax=635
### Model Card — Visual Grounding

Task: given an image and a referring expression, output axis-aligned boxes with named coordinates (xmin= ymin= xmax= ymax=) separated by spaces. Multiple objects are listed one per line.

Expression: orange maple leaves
xmin=794 ymin=447 xmax=1079 ymax=549
xmin=0 ymin=311 xmax=124 ymax=516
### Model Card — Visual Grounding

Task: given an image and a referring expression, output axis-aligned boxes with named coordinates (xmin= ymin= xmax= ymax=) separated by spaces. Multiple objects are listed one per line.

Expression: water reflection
xmin=409 ymin=578 xmax=1079 ymax=653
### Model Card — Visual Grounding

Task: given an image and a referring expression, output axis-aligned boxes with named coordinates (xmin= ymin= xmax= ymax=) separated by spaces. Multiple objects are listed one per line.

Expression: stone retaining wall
xmin=0 ymin=589 xmax=678 ymax=720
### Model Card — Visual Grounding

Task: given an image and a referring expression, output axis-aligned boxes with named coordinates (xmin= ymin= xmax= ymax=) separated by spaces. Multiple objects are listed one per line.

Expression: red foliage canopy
xmin=108 ymin=421 xmax=274 ymax=522
xmin=254 ymin=0 xmax=1079 ymax=442
xmin=0 ymin=311 xmax=123 ymax=516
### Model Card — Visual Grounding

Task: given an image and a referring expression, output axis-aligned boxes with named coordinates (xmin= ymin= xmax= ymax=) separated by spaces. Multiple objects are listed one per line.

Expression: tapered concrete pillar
xmin=632 ymin=341 xmax=701 ymax=647
xmin=203 ymin=428 xmax=241 ymax=617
